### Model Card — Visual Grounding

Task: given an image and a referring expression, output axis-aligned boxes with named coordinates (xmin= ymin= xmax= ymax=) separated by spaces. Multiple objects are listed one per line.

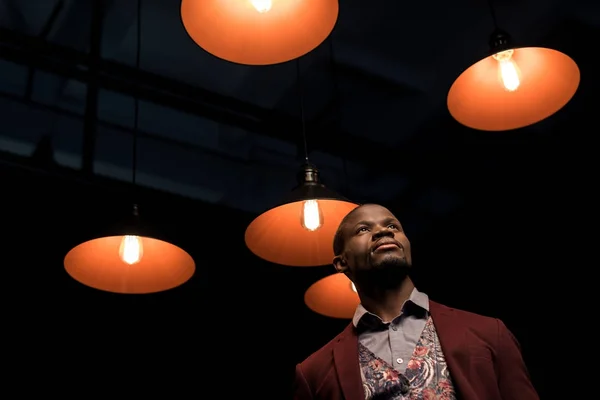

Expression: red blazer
xmin=293 ymin=301 xmax=539 ymax=400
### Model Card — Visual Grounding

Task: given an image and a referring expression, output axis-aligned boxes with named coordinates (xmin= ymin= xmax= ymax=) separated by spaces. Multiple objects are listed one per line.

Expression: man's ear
xmin=333 ymin=255 xmax=347 ymax=273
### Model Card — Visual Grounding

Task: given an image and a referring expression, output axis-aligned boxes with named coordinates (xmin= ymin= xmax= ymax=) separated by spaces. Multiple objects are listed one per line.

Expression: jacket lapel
xmin=333 ymin=324 xmax=365 ymax=400
xmin=429 ymin=301 xmax=478 ymax=400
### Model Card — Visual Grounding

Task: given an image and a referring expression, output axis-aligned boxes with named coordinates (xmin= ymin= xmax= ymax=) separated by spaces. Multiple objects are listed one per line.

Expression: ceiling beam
xmin=0 ymin=26 xmax=466 ymax=198
xmin=0 ymin=28 xmax=411 ymax=158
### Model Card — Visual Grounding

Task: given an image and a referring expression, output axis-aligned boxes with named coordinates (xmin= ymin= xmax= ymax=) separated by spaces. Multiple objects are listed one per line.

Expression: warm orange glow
xmin=119 ymin=235 xmax=143 ymax=265
xmin=180 ymin=0 xmax=339 ymax=65
xmin=64 ymin=236 xmax=195 ymax=294
xmin=301 ymin=199 xmax=323 ymax=231
xmin=492 ymin=49 xmax=520 ymax=92
xmin=250 ymin=0 xmax=272 ymax=13
xmin=245 ymin=199 xmax=358 ymax=267
xmin=304 ymin=273 xmax=360 ymax=319
xmin=447 ymin=47 xmax=580 ymax=131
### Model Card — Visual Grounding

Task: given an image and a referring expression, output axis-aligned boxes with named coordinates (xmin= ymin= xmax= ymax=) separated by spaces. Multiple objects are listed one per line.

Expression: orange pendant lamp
xmin=245 ymin=163 xmax=358 ymax=267
xmin=180 ymin=0 xmax=339 ymax=65
xmin=447 ymin=25 xmax=580 ymax=131
xmin=304 ymin=272 xmax=359 ymax=319
xmin=64 ymin=0 xmax=195 ymax=294
xmin=64 ymin=204 xmax=196 ymax=294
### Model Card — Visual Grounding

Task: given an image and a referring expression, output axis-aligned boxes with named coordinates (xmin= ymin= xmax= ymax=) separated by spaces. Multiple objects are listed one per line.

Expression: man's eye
xmin=356 ymin=227 xmax=368 ymax=233
xmin=388 ymin=224 xmax=397 ymax=229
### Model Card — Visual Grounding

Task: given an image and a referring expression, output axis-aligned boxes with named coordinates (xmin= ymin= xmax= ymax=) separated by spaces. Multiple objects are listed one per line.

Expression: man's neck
xmin=359 ymin=277 xmax=415 ymax=323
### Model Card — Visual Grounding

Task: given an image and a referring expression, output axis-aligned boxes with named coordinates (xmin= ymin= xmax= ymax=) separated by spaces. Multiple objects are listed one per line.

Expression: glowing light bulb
xmin=301 ymin=199 xmax=323 ymax=231
xmin=250 ymin=0 xmax=272 ymax=13
xmin=350 ymin=281 xmax=357 ymax=293
xmin=119 ymin=235 xmax=143 ymax=265
xmin=492 ymin=49 xmax=521 ymax=92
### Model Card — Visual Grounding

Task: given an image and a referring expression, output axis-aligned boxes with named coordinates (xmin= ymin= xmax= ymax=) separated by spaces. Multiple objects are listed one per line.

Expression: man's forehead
xmin=345 ymin=204 xmax=396 ymax=225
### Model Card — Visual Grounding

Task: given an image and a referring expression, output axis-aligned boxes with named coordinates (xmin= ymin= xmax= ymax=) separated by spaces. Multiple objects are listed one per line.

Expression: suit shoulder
xmin=295 ymin=327 xmax=353 ymax=396
xmin=297 ymin=323 xmax=357 ymax=387
xmin=431 ymin=300 xmax=501 ymax=328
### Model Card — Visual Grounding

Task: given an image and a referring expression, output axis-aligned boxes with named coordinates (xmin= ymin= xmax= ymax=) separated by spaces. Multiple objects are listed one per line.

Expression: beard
xmin=355 ymin=253 xmax=411 ymax=291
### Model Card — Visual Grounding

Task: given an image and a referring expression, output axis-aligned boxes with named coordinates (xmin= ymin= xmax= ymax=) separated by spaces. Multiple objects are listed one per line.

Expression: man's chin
xmin=362 ymin=256 xmax=410 ymax=288
xmin=372 ymin=253 xmax=408 ymax=269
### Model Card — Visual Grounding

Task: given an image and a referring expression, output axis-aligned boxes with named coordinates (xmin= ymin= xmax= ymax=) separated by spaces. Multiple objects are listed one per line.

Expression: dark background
xmin=2 ymin=0 xmax=596 ymax=397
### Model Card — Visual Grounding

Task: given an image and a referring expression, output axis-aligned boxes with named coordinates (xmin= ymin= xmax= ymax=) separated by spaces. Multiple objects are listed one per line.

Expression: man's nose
xmin=372 ymin=226 xmax=394 ymax=239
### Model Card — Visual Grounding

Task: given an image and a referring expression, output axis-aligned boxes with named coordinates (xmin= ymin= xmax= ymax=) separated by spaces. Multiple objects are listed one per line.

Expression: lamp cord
xmin=295 ymin=58 xmax=309 ymax=163
xmin=486 ymin=0 xmax=499 ymax=29
xmin=132 ymin=0 xmax=141 ymax=190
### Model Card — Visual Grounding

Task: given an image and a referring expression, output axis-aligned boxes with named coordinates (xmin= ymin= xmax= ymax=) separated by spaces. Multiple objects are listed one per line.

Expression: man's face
xmin=334 ymin=204 xmax=411 ymax=288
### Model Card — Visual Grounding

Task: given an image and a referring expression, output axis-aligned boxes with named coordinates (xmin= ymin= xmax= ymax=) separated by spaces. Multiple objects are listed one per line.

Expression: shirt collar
xmin=351 ymin=287 xmax=429 ymax=328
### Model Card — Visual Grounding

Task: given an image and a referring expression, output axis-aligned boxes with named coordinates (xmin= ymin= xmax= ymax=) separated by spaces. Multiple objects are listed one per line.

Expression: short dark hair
xmin=332 ymin=204 xmax=368 ymax=256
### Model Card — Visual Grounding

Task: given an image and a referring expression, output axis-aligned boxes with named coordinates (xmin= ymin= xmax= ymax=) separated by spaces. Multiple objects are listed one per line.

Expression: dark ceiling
xmin=2 ymin=0 xmax=596 ymax=397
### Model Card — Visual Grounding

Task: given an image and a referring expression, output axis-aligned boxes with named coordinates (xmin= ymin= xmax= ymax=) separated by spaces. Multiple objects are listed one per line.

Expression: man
xmin=293 ymin=204 xmax=538 ymax=400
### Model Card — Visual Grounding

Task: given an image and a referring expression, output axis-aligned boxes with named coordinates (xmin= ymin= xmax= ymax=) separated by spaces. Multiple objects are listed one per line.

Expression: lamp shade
xmin=245 ymin=164 xmax=358 ymax=267
xmin=448 ymin=31 xmax=580 ymax=131
xmin=180 ymin=0 xmax=339 ymax=65
xmin=64 ymin=205 xmax=195 ymax=294
xmin=304 ymin=273 xmax=359 ymax=319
